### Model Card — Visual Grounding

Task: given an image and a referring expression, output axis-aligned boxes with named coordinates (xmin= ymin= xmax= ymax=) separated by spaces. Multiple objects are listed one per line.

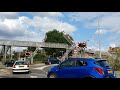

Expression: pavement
xmin=0 ymin=64 xmax=6 ymax=69
xmin=114 ymin=71 xmax=120 ymax=78
xmin=0 ymin=65 xmax=10 ymax=75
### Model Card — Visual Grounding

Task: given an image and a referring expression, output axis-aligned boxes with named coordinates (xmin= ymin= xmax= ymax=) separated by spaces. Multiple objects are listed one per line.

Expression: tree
xmin=33 ymin=53 xmax=47 ymax=63
xmin=27 ymin=47 xmax=36 ymax=52
xmin=105 ymin=48 xmax=120 ymax=70
xmin=44 ymin=29 xmax=74 ymax=57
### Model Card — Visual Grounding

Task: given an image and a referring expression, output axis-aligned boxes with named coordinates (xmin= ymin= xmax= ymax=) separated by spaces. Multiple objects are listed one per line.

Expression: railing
xmin=0 ymin=39 xmax=69 ymax=49
xmin=61 ymin=46 xmax=75 ymax=61
xmin=41 ymin=42 xmax=69 ymax=48
xmin=63 ymin=34 xmax=74 ymax=46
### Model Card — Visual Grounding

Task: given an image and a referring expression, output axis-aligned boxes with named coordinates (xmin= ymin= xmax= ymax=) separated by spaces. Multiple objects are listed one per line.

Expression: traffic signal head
xmin=78 ymin=42 xmax=87 ymax=48
xmin=25 ymin=52 xmax=31 ymax=56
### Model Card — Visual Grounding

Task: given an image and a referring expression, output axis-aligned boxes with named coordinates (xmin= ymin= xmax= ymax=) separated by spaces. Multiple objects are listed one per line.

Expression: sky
xmin=0 ymin=12 xmax=120 ymax=52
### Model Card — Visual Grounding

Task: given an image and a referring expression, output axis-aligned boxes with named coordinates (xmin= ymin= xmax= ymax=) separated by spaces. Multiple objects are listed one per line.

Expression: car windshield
xmin=15 ymin=61 xmax=28 ymax=65
xmin=95 ymin=60 xmax=110 ymax=67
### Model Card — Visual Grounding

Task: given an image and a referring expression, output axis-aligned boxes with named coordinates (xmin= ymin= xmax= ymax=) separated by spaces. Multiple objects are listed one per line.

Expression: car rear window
xmin=15 ymin=61 xmax=28 ymax=65
xmin=95 ymin=60 xmax=110 ymax=67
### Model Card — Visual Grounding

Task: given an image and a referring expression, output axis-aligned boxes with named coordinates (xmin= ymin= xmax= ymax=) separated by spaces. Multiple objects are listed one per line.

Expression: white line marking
xmin=32 ymin=64 xmax=58 ymax=75
xmin=30 ymin=76 xmax=38 ymax=78
xmin=33 ymin=64 xmax=58 ymax=70
xmin=29 ymin=73 xmax=47 ymax=78
xmin=31 ymin=73 xmax=47 ymax=76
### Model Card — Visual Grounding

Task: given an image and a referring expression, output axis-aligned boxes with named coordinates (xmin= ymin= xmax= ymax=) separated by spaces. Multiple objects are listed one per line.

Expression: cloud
xmin=29 ymin=12 xmax=63 ymax=18
xmin=0 ymin=14 xmax=77 ymax=42
xmin=68 ymin=12 xmax=120 ymax=47
xmin=0 ymin=18 xmax=26 ymax=38
xmin=87 ymin=46 xmax=108 ymax=52
xmin=33 ymin=16 xmax=76 ymax=33
xmin=110 ymin=43 xmax=116 ymax=48
xmin=108 ymin=34 xmax=120 ymax=47
xmin=68 ymin=12 xmax=114 ymax=22
xmin=0 ymin=12 xmax=18 ymax=19
xmin=68 ymin=12 xmax=120 ymax=33
xmin=0 ymin=12 xmax=75 ymax=52
xmin=95 ymin=29 xmax=108 ymax=35
xmin=19 ymin=16 xmax=76 ymax=34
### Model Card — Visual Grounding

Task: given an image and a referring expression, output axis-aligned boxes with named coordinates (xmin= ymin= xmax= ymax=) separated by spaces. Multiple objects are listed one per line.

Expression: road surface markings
xmin=31 ymin=73 xmax=47 ymax=76
xmin=29 ymin=73 xmax=47 ymax=78
xmin=33 ymin=64 xmax=58 ymax=70
xmin=32 ymin=64 xmax=58 ymax=74
xmin=30 ymin=76 xmax=38 ymax=78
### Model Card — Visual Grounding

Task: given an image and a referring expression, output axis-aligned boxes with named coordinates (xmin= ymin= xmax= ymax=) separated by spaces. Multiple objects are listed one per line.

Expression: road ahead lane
xmin=0 ymin=64 xmax=57 ymax=78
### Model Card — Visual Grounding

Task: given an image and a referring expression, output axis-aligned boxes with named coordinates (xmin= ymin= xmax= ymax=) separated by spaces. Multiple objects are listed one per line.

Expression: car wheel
xmin=49 ymin=73 xmax=57 ymax=78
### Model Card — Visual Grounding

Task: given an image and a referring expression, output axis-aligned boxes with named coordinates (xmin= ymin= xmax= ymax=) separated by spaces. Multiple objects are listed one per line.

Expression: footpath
xmin=115 ymin=71 xmax=120 ymax=78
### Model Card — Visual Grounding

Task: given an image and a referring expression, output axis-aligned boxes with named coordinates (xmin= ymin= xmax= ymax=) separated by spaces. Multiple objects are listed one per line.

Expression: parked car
xmin=45 ymin=58 xmax=61 ymax=65
xmin=47 ymin=58 xmax=116 ymax=78
xmin=12 ymin=60 xmax=29 ymax=74
xmin=4 ymin=60 xmax=15 ymax=67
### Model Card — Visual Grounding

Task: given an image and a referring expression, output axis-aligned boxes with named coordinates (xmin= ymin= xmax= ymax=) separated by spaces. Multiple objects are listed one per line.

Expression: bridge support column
xmin=31 ymin=56 xmax=33 ymax=64
xmin=3 ymin=45 xmax=7 ymax=62
xmin=18 ymin=52 xmax=21 ymax=60
xmin=10 ymin=46 xmax=13 ymax=60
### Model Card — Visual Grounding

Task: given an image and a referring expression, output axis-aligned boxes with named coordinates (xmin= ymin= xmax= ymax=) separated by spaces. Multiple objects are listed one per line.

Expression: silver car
xmin=12 ymin=60 xmax=29 ymax=74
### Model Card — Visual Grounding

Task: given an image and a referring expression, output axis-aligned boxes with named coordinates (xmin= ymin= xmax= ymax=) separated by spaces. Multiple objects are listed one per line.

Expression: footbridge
xmin=0 ymin=39 xmax=70 ymax=63
xmin=0 ymin=39 xmax=69 ymax=48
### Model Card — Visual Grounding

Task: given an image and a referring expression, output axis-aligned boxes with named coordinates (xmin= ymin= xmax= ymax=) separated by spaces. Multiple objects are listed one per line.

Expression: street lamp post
xmin=98 ymin=18 xmax=102 ymax=58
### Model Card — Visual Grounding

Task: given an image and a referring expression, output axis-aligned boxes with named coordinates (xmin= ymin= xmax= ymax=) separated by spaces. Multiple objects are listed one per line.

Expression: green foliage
xmin=33 ymin=53 xmax=47 ymax=63
xmin=27 ymin=47 xmax=36 ymax=52
xmin=111 ymin=63 xmax=120 ymax=71
xmin=104 ymin=49 xmax=120 ymax=71
xmin=44 ymin=29 xmax=73 ymax=57
xmin=12 ymin=52 xmax=19 ymax=60
xmin=45 ymin=29 xmax=71 ymax=44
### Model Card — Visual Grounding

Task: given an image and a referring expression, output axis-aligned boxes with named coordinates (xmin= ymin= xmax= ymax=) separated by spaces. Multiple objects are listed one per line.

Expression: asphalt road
xmin=0 ymin=64 xmax=58 ymax=78
xmin=0 ymin=64 xmax=120 ymax=78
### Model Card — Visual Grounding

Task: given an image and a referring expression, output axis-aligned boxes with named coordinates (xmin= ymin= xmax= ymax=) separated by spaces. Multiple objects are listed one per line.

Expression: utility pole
xmin=98 ymin=18 xmax=102 ymax=58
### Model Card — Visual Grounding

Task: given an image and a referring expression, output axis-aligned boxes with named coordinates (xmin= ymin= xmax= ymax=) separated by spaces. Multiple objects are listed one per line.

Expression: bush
xmin=33 ymin=53 xmax=47 ymax=63
xmin=104 ymin=56 xmax=120 ymax=71
xmin=110 ymin=63 xmax=120 ymax=71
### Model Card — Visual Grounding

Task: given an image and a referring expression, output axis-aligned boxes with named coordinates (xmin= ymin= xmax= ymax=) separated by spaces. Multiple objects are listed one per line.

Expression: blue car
xmin=47 ymin=58 xmax=116 ymax=78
